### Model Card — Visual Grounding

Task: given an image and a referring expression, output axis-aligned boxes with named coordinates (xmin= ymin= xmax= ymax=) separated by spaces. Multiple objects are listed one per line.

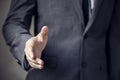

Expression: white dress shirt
xmin=89 ymin=0 xmax=94 ymax=18
xmin=91 ymin=0 xmax=95 ymax=10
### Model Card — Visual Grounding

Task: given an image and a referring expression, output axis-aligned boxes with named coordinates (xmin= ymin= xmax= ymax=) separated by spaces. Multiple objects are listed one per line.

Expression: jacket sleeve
xmin=108 ymin=0 xmax=120 ymax=79
xmin=2 ymin=0 xmax=36 ymax=71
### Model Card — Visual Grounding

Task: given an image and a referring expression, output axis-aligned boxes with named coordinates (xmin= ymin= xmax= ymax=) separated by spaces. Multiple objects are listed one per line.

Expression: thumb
xmin=37 ymin=26 xmax=48 ymax=41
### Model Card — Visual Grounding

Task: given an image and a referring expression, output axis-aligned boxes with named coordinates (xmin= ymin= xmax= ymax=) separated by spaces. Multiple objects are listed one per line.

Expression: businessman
xmin=2 ymin=0 xmax=120 ymax=80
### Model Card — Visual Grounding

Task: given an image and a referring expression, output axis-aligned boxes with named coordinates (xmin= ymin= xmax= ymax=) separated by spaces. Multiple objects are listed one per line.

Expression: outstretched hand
xmin=24 ymin=26 xmax=48 ymax=69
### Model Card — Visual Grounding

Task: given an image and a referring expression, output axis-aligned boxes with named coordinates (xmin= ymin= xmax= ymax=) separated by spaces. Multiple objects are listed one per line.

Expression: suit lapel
xmin=72 ymin=0 xmax=104 ymax=35
xmin=83 ymin=0 xmax=104 ymax=35
xmin=72 ymin=0 xmax=85 ymax=31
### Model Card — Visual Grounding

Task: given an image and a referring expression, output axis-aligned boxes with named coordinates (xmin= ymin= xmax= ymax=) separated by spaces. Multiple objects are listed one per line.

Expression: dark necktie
xmin=82 ymin=0 xmax=89 ymax=26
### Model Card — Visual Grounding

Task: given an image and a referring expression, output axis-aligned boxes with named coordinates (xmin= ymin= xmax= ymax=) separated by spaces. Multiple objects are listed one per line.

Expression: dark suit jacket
xmin=108 ymin=0 xmax=120 ymax=80
xmin=2 ymin=0 xmax=119 ymax=80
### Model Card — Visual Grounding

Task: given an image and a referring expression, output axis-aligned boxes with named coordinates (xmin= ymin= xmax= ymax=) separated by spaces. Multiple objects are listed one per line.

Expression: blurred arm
xmin=2 ymin=0 xmax=36 ymax=71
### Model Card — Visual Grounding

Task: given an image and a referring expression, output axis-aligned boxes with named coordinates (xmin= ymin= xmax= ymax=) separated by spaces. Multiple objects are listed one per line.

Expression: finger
xmin=28 ymin=47 xmax=36 ymax=60
xmin=37 ymin=26 xmax=48 ymax=41
xmin=25 ymin=37 xmax=36 ymax=59
xmin=26 ymin=45 xmax=35 ymax=60
xmin=25 ymin=48 xmax=44 ymax=69
xmin=25 ymin=46 xmax=44 ymax=65
xmin=35 ymin=58 xmax=44 ymax=66
xmin=26 ymin=55 xmax=44 ymax=66
xmin=29 ymin=61 xmax=44 ymax=69
xmin=26 ymin=54 xmax=38 ymax=65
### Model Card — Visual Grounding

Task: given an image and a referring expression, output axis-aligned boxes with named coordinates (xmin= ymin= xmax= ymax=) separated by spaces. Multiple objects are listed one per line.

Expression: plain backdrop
xmin=0 ymin=0 xmax=34 ymax=80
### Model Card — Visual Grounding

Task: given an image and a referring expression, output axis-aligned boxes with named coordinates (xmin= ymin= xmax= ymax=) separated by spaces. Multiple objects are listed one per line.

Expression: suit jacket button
xmin=81 ymin=62 xmax=87 ymax=68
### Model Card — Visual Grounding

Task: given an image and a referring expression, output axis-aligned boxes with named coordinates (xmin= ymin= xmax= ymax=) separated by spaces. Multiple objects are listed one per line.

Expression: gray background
xmin=0 ymin=0 xmax=34 ymax=80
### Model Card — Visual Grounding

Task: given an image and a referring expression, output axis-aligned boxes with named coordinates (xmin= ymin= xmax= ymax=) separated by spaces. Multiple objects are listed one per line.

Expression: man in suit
xmin=2 ymin=0 xmax=119 ymax=80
